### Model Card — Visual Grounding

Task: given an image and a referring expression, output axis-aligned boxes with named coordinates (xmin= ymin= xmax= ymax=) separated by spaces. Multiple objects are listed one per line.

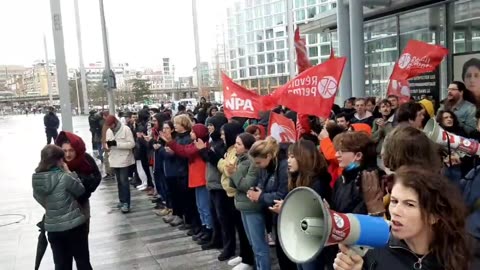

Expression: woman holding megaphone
xmin=333 ymin=166 xmax=471 ymax=270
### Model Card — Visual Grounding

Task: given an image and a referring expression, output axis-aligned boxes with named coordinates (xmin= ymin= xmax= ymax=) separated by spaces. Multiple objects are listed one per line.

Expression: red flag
xmin=296 ymin=114 xmax=310 ymax=140
xmin=268 ymin=112 xmax=296 ymax=143
xmin=269 ymin=57 xmax=346 ymax=118
xmin=294 ymin=28 xmax=311 ymax=73
xmin=387 ymin=40 xmax=448 ymax=102
xmin=222 ymin=73 xmax=263 ymax=119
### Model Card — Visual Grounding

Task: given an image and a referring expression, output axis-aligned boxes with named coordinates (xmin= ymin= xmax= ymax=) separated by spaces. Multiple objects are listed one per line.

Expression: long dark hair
xmin=287 ymin=140 xmax=328 ymax=191
xmin=436 ymin=110 xmax=461 ymax=132
xmin=394 ymin=166 xmax=470 ymax=270
xmin=35 ymin=145 xmax=65 ymax=173
xmin=163 ymin=120 xmax=177 ymax=139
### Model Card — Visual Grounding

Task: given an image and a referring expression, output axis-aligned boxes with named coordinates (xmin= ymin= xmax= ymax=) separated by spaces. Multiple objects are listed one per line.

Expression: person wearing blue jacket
xmin=247 ymin=136 xmax=295 ymax=270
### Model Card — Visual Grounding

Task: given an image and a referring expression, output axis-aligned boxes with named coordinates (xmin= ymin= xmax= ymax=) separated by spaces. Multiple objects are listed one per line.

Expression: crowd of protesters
xmin=33 ymin=82 xmax=480 ymax=270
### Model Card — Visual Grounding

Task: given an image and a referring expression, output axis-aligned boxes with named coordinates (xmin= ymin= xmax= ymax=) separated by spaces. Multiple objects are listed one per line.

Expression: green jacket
xmin=230 ymin=154 xmax=262 ymax=212
xmin=32 ymin=169 xmax=86 ymax=232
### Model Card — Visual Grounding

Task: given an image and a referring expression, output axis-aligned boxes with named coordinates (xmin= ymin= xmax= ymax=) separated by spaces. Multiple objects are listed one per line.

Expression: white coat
xmin=106 ymin=124 xmax=135 ymax=168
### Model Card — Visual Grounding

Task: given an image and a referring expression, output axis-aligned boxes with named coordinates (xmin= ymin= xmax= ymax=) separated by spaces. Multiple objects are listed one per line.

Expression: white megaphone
xmin=278 ymin=187 xmax=390 ymax=263
xmin=423 ymin=119 xmax=480 ymax=156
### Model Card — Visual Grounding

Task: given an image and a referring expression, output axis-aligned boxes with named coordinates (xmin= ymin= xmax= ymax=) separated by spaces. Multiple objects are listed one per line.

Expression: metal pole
xmin=43 ymin=34 xmax=53 ymax=105
xmin=192 ymin=0 xmax=202 ymax=96
xmin=349 ymin=0 xmax=365 ymax=98
xmin=49 ymin=0 xmax=73 ymax=131
xmin=337 ymin=0 xmax=352 ymax=102
xmin=99 ymin=0 xmax=115 ymax=115
xmin=286 ymin=0 xmax=296 ymax=79
xmin=74 ymin=0 xmax=89 ymax=115
xmin=75 ymin=72 xmax=81 ymax=115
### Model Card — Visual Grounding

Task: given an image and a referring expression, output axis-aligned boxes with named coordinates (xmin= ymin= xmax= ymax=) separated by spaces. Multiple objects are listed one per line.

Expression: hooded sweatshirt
xmin=55 ymin=132 xmax=101 ymax=204
xmin=32 ymin=168 xmax=86 ymax=232
xmin=217 ymin=123 xmax=244 ymax=197
xmin=167 ymin=124 xmax=209 ymax=188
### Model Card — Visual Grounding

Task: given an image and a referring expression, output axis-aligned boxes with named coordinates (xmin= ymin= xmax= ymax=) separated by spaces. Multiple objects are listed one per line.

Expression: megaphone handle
xmin=347 ymin=246 xmax=369 ymax=257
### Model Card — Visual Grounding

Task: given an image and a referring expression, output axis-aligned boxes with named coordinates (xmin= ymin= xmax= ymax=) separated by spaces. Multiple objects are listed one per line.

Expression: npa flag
xmin=268 ymin=112 xmax=296 ymax=143
xmin=387 ymin=40 xmax=448 ymax=103
xmin=269 ymin=57 xmax=346 ymax=118
xmin=222 ymin=73 xmax=263 ymax=119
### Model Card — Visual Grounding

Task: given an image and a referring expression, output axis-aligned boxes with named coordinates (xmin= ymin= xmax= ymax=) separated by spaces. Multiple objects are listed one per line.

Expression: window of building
xmin=248 ymin=56 xmax=256 ymax=65
xmin=255 ymin=6 xmax=263 ymax=17
xmin=230 ymin=50 xmax=236 ymax=59
xmin=266 ymin=29 xmax=274 ymax=39
xmin=296 ymin=9 xmax=306 ymax=21
xmin=308 ymin=33 xmax=318 ymax=44
xmin=265 ymin=16 xmax=273 ymax=27
xmin=249 ymin=67 xmax=257 ymax=76
xmin=246 ymin=0 xmax=253 ymax=7
xmin=267 ymin=53 xmax=275 ymax=62
xmin=320 ymin=5 xmax=327 ymax=12
xmin=276 ymin=40 xmax=285 ymax=49
xmin=274 ymin=1 xmax=284 ymax=13
xmin=258 ymin=66 xmax=266 ymax=75
xmin=247 ymin=32 xmax=254 ymax=42
xmin=307 ymin=0 xmax=316 ymax=5
xmin=246 ymin=9 xmax=254 ymax=20
xmin=307 ymin=7 xmax=317 ymax=19
xmin=276 ymin=30 xmax=285 ymax=37
xmin=268 ymin=65 xmax=276 ymax=74
xmin=276 ymin=51 xmax=285 ymax=61
xmin=258 ymin=54 xmax=265 ymax=64
xmin=308 ymin=46 xmax=318 ymax=57
xmin=239 ymin=58 xmax=246 ymax=67
xmin=279 ymin=76 xmax=288 ymax=85
xmin=266 ymin=41 xmax=274 ymax=51
xmin=269 ymin=76 xmax=277 ymax=85
xmin=230 ymin=60 xmax=237 ymax=69
xmin=320 ymin=45 xmax=330 ymax=55
xmin=311 ymin=59 xmax=319 ymax=65
xmin=256 ymin=30 xmax=264 ymax=40
xmin=255 ymin=18 xmax=264 ymax=29
xmin=248 ymin=44 xmax=255 ymax=54
xmin=257 ymin=42 xmax=265 ymax=52
xmin=238 ymin=36 xmax=245 ymax=46
xmin=265 ymin=3 xmax=273 ymax=15
xmin=236 ymin=24 xmax=244 ymax=35
xmin=240 ymin=69 xmax=247 ymax=78
xmin=247 ymin=20 xmax=254 ymax=32
xmin=251 ymin=79 xmax=258 ymax=87
xmin=231 ymin=71 xmax=238 ymax=79
xmin=277 ymin=63 xmax=285 ymax=73
xmin=295 ymin=0 xmax=305 ymax=8
xmin=275 ymin=14 xmax=284 ymax=25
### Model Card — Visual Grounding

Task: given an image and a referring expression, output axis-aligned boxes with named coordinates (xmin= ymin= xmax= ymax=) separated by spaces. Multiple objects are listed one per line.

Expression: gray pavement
xmin=0 ymin=114 xmax=280 ymax=270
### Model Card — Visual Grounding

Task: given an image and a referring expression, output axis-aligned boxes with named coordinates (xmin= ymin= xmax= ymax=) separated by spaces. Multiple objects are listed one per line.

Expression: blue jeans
xmin=154 ymin=170 xmax=171 ymax=208
xmin=114 ymin=167 xmax=130 ymax=206
xmin=241 ymin=211 xmax=271 ymax=270
xmin=195 ymin=186 xmax=212 ymax=229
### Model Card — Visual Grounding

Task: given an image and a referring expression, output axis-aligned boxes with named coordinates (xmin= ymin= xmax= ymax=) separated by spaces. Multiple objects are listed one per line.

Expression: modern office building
xmin=301 ymin=0 xmax=480 ymax=104
xmin=225 ymin=0 xmax=337 ymax=94
xmin=23 ymin=62 xmax=58 ymax=96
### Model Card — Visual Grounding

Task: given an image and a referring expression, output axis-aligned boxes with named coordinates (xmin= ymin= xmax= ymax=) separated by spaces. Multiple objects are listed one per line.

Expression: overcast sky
xmin=0 ymin=0 xmax=230 ymax=77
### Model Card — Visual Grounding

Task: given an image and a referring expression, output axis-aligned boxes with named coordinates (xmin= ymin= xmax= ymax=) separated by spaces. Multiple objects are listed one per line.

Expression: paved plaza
xmin=0 ymin=114 xmax=280 ymax=270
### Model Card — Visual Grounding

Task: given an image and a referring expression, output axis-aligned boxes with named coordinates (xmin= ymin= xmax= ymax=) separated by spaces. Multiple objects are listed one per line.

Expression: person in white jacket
xmin=105 ymin=115 xmax=136 ymax=213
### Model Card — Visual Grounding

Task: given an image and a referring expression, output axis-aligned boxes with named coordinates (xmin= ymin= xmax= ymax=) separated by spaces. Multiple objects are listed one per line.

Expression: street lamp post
xmin=49 ymin=0 xmax=73 ymax=131
xmin=99 ymin=0 xmax=115 ymax=115
xmin=74 ymin=0 xmax=89 ymax=115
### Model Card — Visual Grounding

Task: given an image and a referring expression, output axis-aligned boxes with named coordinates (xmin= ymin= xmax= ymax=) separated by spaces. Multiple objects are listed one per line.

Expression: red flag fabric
xmin=294 ymin=28 xmax=311 ymax=73
xmin=387 ymin=40 xmax=448 ymax=102
xmin=296 ymin=114 xmax=311 ymax=140
xmin=268 ymin=112 xmax=296 ymax=143
xmin=269 ymin=57 xmax=346 ymax=118
xmin=222 ymin=73 xmax=263 ymax=119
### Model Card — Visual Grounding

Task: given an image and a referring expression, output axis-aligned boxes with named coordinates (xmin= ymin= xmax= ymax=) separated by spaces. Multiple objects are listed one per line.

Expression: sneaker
xmin=232 ymin=263 xmax=253 ymax=270
xmin=116 ymin=202 xmax=122 ymax=209
xmin=227 ymin=256 xmax=242 ymax=266
xmin=153 ymin=208 xmax=171 ymax=216
xmin=120 ymin=203 xmax=130 ymax=213
xmin=163 ymin=215 xmax=175 ymax=223
xmin=137 ymin=184 xmax=148 ymax=191
xmin=169 ymin=216 xmax=183 ymax=227
xmin=267 ymin=233 xmax=275 ymax=246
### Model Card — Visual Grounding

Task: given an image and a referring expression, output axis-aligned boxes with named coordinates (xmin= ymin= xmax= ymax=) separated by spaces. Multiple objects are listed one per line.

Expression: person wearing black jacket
xmin=247 ymin=137 xmax=295 ymax=270
xmin=198 ymin=114 xmax=228 ymax=250
xmin=44 ymin=107 xmax=60 ymax=144
xmin=134 ymin=109 xmax=153 ymax=191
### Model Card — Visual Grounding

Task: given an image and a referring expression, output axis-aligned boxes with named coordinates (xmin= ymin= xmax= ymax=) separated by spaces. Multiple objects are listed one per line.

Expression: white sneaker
xmin=137 ymin=184 xmax=147 ymax=190
xmin=227 ymin=256 xmax=242 ymax=266
xmin=232 ymin=263 xmax=253 ymax=270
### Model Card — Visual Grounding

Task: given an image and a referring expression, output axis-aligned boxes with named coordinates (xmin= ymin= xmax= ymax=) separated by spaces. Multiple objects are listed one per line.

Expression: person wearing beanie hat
xmin=161 ymin=123 xmax=213 ymax=245
xmin=105 ymin=115 xmax=136 ymax=213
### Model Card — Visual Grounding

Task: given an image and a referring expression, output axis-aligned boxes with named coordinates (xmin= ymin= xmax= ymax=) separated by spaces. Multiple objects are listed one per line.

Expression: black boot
xmin=217 ymin=250 xmax=234 ymax=261
xmin=197 ymin=228 xmax=212 ymax=245
xmin=178 ymin=223 xmax=192 ymax=231
xmin=192 ymin=226 xmax=206 ymax=241
xmin=187 ymin=226 xmax=202 ymax=236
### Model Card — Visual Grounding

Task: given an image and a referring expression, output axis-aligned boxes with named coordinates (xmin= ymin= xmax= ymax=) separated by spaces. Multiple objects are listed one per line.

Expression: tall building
xmin=23 ymin=61 xmax=58 ymax=96
xmin=0 ymin=65 xmax=27 ymax=96
xmin=84 ymin=62 xmax=131 ymax=91
xmin=193 ymin=62 xmax=212 ymax=87
xmin=225 ymin=0 xmax=337 ymax=93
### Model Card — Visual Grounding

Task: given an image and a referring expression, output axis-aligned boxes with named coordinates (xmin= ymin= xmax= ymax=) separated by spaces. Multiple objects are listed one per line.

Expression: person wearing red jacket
xmin=162 ymin=124 xmax=213 ymax=245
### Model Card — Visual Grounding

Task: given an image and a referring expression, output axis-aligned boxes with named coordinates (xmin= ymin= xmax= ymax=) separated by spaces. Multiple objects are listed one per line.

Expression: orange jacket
xmin=167 ymin=141 xmax=207 ymax=188
xmin=319 ymin=137 xmax=342 ymax=188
